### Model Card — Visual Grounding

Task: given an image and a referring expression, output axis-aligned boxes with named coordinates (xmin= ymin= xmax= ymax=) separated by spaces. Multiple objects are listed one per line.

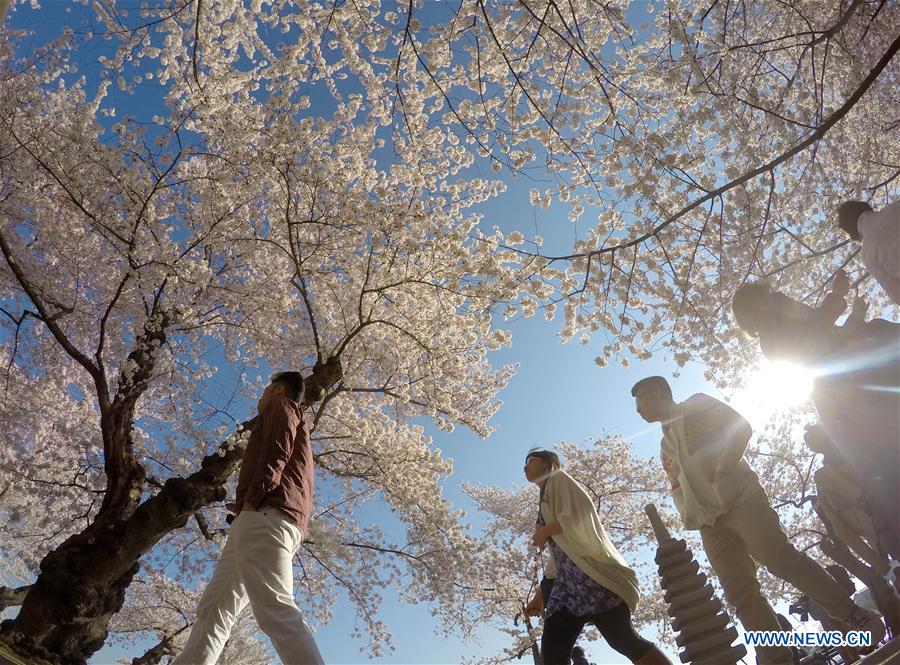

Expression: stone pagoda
xmin=645 ymin=503 xmax=746 ymax=664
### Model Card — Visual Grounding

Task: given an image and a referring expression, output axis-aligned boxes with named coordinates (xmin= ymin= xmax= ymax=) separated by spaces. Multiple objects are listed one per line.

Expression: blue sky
xmin=2 ymin=2 xmax=810 ymax=663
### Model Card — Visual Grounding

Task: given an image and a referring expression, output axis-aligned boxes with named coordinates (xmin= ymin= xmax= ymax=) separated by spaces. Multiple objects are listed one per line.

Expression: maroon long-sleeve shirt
xmin=235 ymin=397 xmax=314 ymax=534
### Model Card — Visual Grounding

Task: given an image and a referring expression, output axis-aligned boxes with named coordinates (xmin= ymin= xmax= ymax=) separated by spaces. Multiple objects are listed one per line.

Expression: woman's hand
xmin=531 ymin=521 xmax=562 ymax=547
xmin=523 ymin=591 xmax=543 ymax=618
xmin=532 ymin=525 xmax=550 ymax=547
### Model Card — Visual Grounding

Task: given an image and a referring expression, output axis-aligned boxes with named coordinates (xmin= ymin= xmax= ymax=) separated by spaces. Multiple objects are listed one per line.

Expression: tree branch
xmin=502 ymin=31 xmax=900 ymax=264
xmin=0 ymin=228 xmax=101 ymax=381
xmin=0 ymin=585 xmax=31 ymax=612
xmin=130 ymin=624 xmax=189 ymax=665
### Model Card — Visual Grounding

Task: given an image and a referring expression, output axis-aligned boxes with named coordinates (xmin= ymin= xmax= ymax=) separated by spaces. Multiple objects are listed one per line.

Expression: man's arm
xmin=815 ymin=270 xmax=850 ymax=326
xmin=685 ymin=395 xmax=752 ymax=471
xmin=243 ymin=401 xmax=299 ymax=508
xmin=711 ymin=400 xmax=752 ymax=475
xmin=865 ymin=261 xmax=900 ymax=304
xmin=870 ymin=201 xmax=900 ymax=303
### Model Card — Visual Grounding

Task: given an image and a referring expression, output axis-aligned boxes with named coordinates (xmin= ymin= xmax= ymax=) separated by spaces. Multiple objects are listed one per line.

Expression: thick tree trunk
xmin=0 ymin=444 xmax=242 ymax=664
xmin=0 ymin=358 xmax=342 ymax=665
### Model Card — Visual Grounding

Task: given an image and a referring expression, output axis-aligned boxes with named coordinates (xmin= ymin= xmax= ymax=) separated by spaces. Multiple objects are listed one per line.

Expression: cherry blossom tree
xmin=391 ymin=0 xmax=899 ymax=381
xmin=0 ymin=0 xmax=896 ymax=662
xmin=0 ymin=8 xmax=519 ymax=661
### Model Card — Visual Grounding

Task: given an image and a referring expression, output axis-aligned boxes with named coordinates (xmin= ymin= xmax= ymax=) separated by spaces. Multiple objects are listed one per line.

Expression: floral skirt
xmin=538 ymin=514 xmax=623 ymax=618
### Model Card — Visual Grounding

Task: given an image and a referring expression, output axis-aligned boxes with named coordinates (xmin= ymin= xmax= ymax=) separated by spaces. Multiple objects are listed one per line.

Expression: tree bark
xmin=0 ymin=358 xmax=342 ymax=665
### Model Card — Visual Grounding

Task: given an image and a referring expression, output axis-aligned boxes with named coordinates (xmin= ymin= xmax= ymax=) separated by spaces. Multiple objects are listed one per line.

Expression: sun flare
xmin=734 ymin=361 xmax=815 ymax=427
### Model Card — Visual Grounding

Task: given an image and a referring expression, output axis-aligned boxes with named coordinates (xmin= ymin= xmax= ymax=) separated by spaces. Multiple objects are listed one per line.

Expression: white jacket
xmin=661 ymin=394 xmax=763 ymax=529
xmin=540 ymin=469 xmax=641 ymax=610
xmin=859 ymin=200 xmax=900 ymax=304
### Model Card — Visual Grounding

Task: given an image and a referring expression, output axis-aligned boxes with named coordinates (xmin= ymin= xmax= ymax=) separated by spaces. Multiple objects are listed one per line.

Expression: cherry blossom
xmin=0 ymin=0 xmax=895 ymax=661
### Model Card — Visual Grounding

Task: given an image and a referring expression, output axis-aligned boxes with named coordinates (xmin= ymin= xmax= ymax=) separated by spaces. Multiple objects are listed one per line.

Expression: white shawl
xmin=540 ymin=469 xmax=641 ymax=611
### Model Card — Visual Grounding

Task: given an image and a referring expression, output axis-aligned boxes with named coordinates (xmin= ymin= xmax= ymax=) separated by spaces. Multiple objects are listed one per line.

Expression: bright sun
xmin=734 ymin=361 xmax=815 ymax=427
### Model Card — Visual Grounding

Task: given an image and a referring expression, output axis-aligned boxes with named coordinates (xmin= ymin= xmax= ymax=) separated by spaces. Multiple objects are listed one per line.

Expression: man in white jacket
xmin=632 ymin=376 xmax=885 ymax=665
xmin=836 ymin=199 xmax=899 ymax=304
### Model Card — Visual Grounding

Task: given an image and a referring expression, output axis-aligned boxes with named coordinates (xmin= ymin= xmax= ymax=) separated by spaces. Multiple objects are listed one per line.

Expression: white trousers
xmin=173 ymin=508 xmax=325 ymax=665
xmin=701 ymin=490 xmax=855 ymax=665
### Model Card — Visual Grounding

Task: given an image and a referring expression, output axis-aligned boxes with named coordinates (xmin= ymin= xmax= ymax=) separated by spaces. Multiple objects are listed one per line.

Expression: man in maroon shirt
xmin=173 ymin=372 xmax=324 ymax=665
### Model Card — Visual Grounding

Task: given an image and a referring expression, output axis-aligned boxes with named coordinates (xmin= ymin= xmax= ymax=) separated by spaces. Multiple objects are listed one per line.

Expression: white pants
xmin=173 ymin=508 xmax=325 ymax=665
